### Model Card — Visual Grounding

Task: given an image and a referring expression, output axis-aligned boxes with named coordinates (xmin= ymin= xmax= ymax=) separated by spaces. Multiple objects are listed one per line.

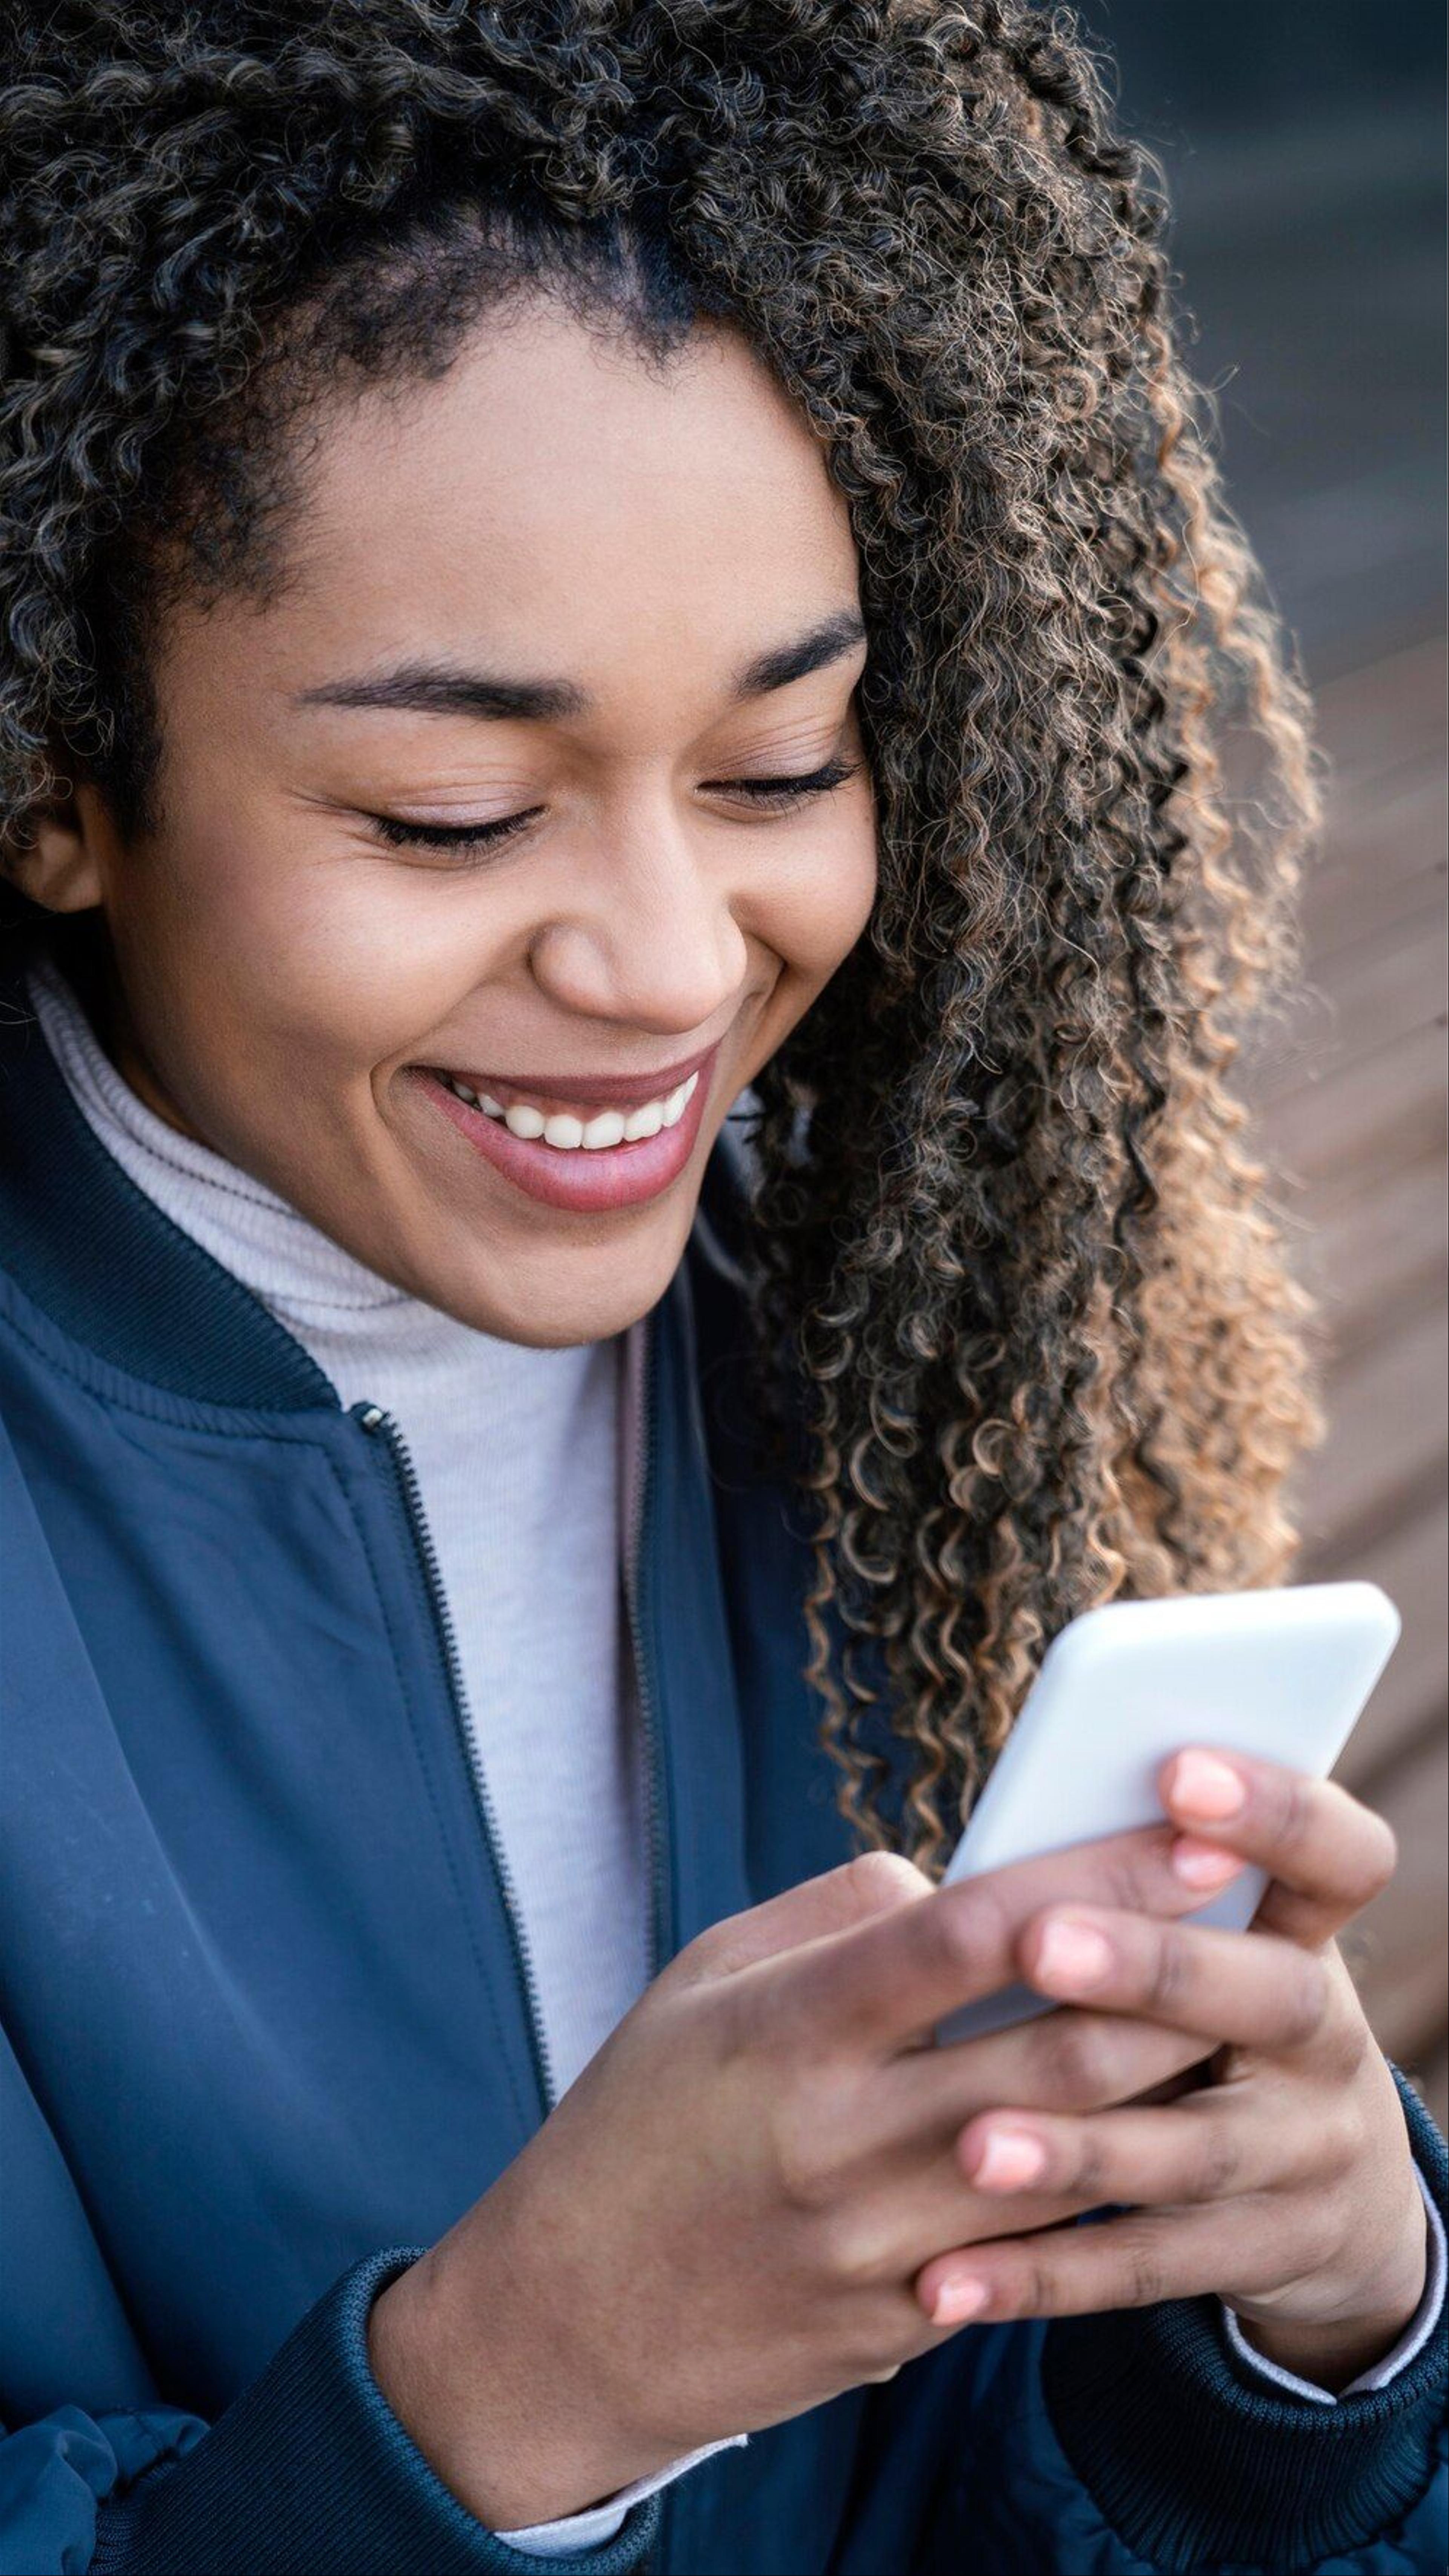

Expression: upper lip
xmin=430 ymin=1037 xmax=719 ymax=1108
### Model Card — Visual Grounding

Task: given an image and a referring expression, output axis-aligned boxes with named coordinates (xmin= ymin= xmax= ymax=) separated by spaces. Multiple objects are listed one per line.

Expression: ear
xmin=3 ymin=774 xmax=112 ymax=915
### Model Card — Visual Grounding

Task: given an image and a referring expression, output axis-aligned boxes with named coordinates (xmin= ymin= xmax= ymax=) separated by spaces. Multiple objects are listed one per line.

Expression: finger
xmin=775 ymin=1821 xmax=1247 ymax=2057
xmin=914 ymin=2202 xmax=1278 ymax=2328
xmin=954 ymin=2092 xmax=1296 ymax=2211
xmin=849 ymin=2166 xmax=1095 ymax=2274
xmin=678 ymin=1850 xmax=933 ymax=1986
xmin=895 ymin=2004 xmax=1218 ymax=2145
xmin=1158 ymin=1749 xmax=1398 ymax=1946
xmin=1012 ymin=1901 xmax=1355 ymax=2061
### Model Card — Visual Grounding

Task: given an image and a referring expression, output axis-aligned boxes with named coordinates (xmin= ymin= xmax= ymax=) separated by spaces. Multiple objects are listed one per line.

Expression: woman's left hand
xmin=914 ymin=1748 xmax=1432 ymax=2388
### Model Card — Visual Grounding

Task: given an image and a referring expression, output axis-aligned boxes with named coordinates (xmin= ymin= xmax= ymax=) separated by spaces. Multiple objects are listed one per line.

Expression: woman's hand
xmin=915 ymin=1749 xmax=1429 ymax=2391
xmin=368 ymin=1799 xmax=1272 ymax=2531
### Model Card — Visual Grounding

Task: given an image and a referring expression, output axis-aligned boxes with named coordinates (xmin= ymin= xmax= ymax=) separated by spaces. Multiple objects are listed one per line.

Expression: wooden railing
xmin=1240 ymin=632 xmax=1448 ymax=2126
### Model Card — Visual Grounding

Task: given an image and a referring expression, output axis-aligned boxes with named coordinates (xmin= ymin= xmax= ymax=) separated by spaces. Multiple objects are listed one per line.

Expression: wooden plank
xmin=1242 ymin=891 xmax=1446 ymax=1108
xmin=1298 ymin=1150 xmax=1448 ymax=1362
xmin=1318 ymin=1494 xmax=1449 ymax=1791
xmin=1301 ymin=769 xmax=1447 ymax=964
xmin=1309 ymin=634 xmax=1447 ymax=786
xmin=1293 ymin=631 xmax=1449 ymax=2098
xmin=1347 ymin=1725 xmax=1449 ymax=2067
xmin=1296 ymin=1292 xmax=1447 ymax=1559
xmin=1253 ymin=1016 xmax=1446 ymax=1198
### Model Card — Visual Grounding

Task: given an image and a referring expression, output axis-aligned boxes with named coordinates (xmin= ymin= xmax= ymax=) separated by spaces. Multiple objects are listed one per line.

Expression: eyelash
xmin=368 ymin=757 xmax=861 ymax=861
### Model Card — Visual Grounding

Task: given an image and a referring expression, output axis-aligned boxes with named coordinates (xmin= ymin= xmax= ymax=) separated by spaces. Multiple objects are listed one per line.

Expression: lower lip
xmin=416 ymin=1050 xmax=719 ymax=1213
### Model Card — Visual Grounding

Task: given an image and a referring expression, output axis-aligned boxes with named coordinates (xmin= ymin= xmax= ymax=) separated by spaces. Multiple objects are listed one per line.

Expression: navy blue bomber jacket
xmin=0 ymin=947 xmax=1445 ymax=2576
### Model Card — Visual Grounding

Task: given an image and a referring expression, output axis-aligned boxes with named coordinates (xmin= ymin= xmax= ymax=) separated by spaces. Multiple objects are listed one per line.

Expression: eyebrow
xmin=292 ymin=609 xmax=868 ymax=723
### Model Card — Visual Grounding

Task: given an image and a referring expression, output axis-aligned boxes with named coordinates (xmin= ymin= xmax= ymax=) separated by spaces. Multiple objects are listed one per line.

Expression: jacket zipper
xmin=623 ymin=1319 xmax=672 ymax=2576
xmin=356 ymin=1342 xmax=674 ymax=2572
xmin=352 ymin=1397 xmax=554 ymax=2122
xmin=624 ymin=1315 xmax=670 ymax=1981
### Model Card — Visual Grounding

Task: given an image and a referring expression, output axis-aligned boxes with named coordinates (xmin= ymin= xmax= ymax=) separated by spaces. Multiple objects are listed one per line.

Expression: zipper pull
xmin=354 ymin=1403 xmax=388 ymax=1433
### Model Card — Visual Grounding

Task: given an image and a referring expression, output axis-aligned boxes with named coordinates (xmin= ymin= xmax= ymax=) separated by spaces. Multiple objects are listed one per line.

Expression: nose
xmin=528 ymin=796 xmax=752 ymax=1039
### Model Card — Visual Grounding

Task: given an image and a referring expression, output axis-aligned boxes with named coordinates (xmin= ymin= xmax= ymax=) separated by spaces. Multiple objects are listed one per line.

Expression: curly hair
xmin=0 ymin=0 xmax=1326 ymax=1874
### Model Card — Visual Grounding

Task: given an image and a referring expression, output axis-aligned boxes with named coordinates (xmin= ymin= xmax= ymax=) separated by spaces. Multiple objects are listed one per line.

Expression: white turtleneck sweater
xmin=25 ymin=950 xmax=1444 ymax=2551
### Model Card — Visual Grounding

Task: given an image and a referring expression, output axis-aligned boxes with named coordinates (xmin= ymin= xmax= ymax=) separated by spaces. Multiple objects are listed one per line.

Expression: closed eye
xmin=366 ymin=756 xmax=862 ymax=861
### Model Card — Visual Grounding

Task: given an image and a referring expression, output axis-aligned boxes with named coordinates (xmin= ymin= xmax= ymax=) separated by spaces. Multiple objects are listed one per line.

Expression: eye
xmin=365 ymin=757 xmax=862 ymax=864
xmin=368 ymin=807 xmax=546 ymax=860
xmin=702 ymin=755 xmax=862 ymax=812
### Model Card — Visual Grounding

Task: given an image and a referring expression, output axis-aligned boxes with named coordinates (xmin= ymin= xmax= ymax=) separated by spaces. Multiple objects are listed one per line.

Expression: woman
xmin=1 ymin=5 xmax=1443 ymax=2571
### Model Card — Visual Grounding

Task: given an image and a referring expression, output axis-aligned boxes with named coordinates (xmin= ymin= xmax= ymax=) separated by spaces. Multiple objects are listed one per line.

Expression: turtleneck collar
xmin=24 ymin=947 xmax=419 ymax=1328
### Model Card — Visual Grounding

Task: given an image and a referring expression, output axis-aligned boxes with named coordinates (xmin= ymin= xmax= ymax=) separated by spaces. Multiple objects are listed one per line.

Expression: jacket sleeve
xmin=832 ymin=2065 xmax=1447 ymax=2576
xmin=1 ymin=2249 xmax=662 ymax=2576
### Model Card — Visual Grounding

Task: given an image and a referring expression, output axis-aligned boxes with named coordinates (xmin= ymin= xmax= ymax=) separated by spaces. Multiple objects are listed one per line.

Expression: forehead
xmin=258 ymin=300 xmax=860 ymax=716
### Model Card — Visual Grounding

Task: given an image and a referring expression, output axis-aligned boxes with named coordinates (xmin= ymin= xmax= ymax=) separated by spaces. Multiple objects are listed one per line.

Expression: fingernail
xmin=1171 ymin=1836 xmax=1246 ymax=1889
xmin=972 ymin=2129 xmax=1047 ymax=2190
xmin=1168 ymin=1751 xmax=1246 ymax=1820
xmin=931 ymin=2274 xmax=989 ymax=2326
xmin=1034 ymin=1917 xmax=1114 ymax=1990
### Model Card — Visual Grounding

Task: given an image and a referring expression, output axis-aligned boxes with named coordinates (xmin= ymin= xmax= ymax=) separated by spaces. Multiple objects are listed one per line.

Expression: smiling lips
xmin=436 ymin=1064 xmax=700 ymax=1152
xmin=418 ymin=1040 xmax=720 ymax=1212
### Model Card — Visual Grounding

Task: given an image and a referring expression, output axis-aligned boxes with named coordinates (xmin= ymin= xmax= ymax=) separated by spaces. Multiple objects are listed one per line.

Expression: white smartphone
xmin=934 ymin=1580 xmax=1400 ymax=2047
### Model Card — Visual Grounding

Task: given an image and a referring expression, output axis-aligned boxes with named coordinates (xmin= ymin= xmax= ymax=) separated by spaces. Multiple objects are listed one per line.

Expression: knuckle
xmin=1117 ymin=2227 xmax=1169 ymax=2308
xmin=1279 ymin=1954 xmax=1334 ymax=2052
xmin=769 ymin=2095 xmax=839 ymax=2213
xmin=1034 ymin=2012 xmax=1116 ymax=2107
xmin=1141 ymin=1927 xmax=1189 ymax=2019
xmin=930 ymin=1882 xmax=1006 ymax=1983
xmin=1343 ymin=1802 xmax=1398 ymax=1908
xmin=1269 ymin=1769 xmax=1316 ymax=1857
xmin=1187 ymin=2118 xmax=1242 ymax=2203
xmin=1312 ymin=2098 xmax=1368 ymax=2181
xmin=670 ymin=1919 xmax=726 ymax=1981
xmin=818 ymin=2203 xmax=895 ymax=2286
xmin=1000 ymin=2256 xmax=1052 ymax=2319
xmin=1063 ymin=2125 xmax=1109 ymax=2199
xmin=844 ymin=1851 xmax=932 ymax=1916
xmin=1104 ymin=1846 xmax=1170 ymax=1914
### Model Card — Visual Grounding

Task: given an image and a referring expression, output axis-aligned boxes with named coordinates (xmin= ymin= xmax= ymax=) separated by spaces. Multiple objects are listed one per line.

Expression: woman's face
xmin=40 ymin=300 xmax=877 ymax=1345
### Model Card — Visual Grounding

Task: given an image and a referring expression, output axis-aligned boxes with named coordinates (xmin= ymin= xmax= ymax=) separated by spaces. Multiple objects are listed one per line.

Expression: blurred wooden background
xmin=1240 ymin=634 xmax=1447 ymax=2129
xmin=1089 ymin=33 xmax=1449 ymax=2131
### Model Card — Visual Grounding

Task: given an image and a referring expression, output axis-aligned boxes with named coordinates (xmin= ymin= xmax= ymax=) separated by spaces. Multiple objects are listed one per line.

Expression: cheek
xmin=155 ymin=826 xmax=505 ymax=1081
xmin=752 ymin=825 xmax=878 ymax=986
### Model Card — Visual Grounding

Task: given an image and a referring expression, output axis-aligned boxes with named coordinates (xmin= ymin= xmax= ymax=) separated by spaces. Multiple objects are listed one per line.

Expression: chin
xmin=440 ymin=1244 xmax=681 ymax=1349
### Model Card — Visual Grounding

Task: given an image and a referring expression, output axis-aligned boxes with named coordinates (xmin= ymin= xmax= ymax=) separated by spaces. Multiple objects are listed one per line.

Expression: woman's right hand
xmin=367 ymin=1820 xmax=1243 ymax=2531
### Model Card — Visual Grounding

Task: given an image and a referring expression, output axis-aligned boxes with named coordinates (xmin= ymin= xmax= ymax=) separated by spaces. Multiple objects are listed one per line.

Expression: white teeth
xmin=581 ymin=1110 xmax=626 ymax=1150
xmin=455 ymin=1062 xmax=702 ymax=1151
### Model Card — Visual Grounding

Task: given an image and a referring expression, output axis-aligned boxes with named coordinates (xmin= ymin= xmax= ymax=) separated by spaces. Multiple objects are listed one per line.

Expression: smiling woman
xmin=14 ymin=299 xmax=880 ymax=1334
xmin=0 ymin=8 xmax=1444 ymax=2576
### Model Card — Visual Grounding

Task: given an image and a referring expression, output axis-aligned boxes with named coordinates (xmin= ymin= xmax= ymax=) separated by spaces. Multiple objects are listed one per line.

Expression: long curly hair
xmin=0 ymin=0 xmax=1326 ymax=1874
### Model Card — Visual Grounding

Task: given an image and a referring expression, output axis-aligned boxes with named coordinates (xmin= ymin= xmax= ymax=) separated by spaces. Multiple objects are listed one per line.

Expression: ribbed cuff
xmin=1041 ymin=2067 xmax=1448 ymax=2573
xmin=90 ymin=2248 xmax=662 ymax=2576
